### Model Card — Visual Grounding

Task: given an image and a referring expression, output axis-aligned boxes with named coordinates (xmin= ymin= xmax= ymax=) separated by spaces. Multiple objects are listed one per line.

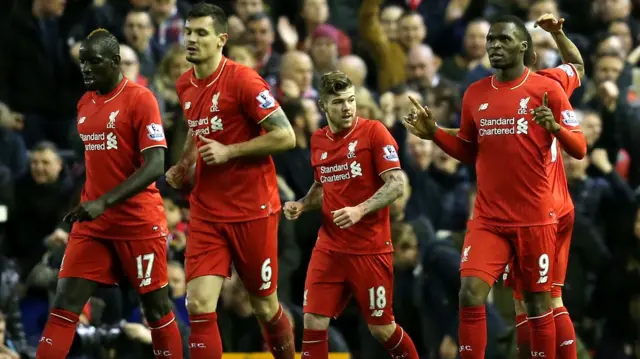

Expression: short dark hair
xmin=187 ymin=2 xmax=228 ymax=34
xmin=490 ymin=15 xmax=534 ymax=66
xmin=85 ymin=28 xmax=120 ymax=58
xmin=247 ymin=11 xmax=271 ymax=24
xmin=319 ymin=71 xmax=354 ymax=100
xmin=32 ymin=141 xmax=59 ymax=154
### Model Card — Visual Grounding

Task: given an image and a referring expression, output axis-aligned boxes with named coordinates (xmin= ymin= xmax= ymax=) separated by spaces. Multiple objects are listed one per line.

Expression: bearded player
xmin=164 ymin=3 xmax=296 ymax=359
xmin=414 ymin=13 xmax=585 ymax=359
xmin=36 ymin=29 xmax=182 ymax=359
xmin=403 ymin=15 xmax=586 ymax=359
xmin=283 ymin=71 xmax=420 ymax=359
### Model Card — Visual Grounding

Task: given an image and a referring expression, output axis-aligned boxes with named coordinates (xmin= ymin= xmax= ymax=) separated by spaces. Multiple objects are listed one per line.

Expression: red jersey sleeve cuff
xmin=554 ymin=127 xmax=586 ymax=159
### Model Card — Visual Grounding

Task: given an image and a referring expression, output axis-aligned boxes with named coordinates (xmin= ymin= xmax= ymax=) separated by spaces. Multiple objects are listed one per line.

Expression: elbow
xmin=279 ymin=127 xmax=296 ymax=150
xmin=574 ymin=63 xmax=585 ymax=80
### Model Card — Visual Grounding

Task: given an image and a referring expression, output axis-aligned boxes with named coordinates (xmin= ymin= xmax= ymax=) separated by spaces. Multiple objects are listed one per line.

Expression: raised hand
xmin=531 ymin=92 xmax=561 ymax=133
xmin=401 ymin=96 xmax=437 ymax=140
xmin=535 ymin=13 xmax=565 ymax=33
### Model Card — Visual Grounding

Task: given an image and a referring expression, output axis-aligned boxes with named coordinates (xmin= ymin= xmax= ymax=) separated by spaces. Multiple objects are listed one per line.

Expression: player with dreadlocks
xmin=36 ymin=29 xmax=183 ymax=359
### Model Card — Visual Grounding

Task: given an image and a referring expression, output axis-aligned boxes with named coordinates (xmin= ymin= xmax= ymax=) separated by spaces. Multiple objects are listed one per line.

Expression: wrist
xmin=297 ymin=200 xmax=306 ymax=212
xmin=551 ymin=123 xmax=562 ymax=133
xmin=551 ymin=29 xmax=564 ymax=36
xmin=356 ymin=203 xmax=368 ymax=216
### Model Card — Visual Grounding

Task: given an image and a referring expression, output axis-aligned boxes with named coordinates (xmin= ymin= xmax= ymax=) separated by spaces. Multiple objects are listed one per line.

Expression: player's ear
xmin=317 ymin=100 xmax=326 ymax=113
xmin=112 ymin=54 xmax=121 ymax=69
xmin=217 ymin=32 xmax=229 ymax=49
xmin=520 ymin=40 xmax=528 ymax=55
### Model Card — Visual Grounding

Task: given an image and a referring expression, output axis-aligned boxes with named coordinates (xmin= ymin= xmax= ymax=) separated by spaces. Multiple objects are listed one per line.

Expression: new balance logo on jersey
xmin=320 ymin=152 xmax=327 ymax=160
xmin=537 ymin=275 xmax=548 ymax=284
xmin=461 ymin=246 xmax=471 ymax=262
xmin=518 ymin=97 xmax=530 ymax=115
xmin=259 ymin=282 xmax=272 ymax=290
xmin=559 ymin=340 xmax=574 ymax=347
xmin=478 ymin=103 xmax=488 ymax=111
xmin=78 ymin=116 xmax=86 ymax=124
xmin=107 ymin=110 xmax=119 ymax=128
xmin=210 ymin=92 xmax=220 ymax=112
xmin=350 ymin=161 xmax=362 ymax=177
xmin=184 ymin=101 xmax=191 ymax=109
xmin=371 ymin=310 xmax=383 ymax=317
xmin=106 ymin=133 xmax=118 ymax=149
xmin=516 ymin=118 xmax=528 ymax=134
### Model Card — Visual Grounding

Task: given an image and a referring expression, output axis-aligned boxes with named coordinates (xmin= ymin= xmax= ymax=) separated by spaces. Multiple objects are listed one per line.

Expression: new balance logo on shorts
xmin=560 ymin=340 xmax=574 ymax=347
xmin=371 ymin=310 xmax=383 ymax=317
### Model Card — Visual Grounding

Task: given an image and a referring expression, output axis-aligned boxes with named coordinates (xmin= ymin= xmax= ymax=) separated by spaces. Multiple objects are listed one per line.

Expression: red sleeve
xmin=133 ymin=89 xmax=167 ymax=151
xmin=538 ymin=64 xmax=580 ymax=97
xmin=546 ymin=84 xmax=586 ymax=159
xmin=236 ymin=67 xmax=281 ymax=124
xmin=310 ymin=134 xmax=321 ymax=183
xmin=433 ymin=90 xmax=477 ymax=164
xmin=370 ymin=121 xmax=401 ymax=176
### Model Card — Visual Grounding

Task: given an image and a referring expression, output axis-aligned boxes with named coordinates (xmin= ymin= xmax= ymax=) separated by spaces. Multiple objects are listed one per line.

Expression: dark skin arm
xmin=64 ymin=147 xmax=166 ymax=223
xmin=300 ymin=181 xmax=324 ymax=212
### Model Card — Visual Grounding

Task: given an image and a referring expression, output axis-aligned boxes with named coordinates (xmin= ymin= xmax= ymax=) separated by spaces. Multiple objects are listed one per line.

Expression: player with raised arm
xmin=163 ymin=3 xmax=296 ymax=359
xmin=411 ymin=13 xmax=585 ymax=359
xmin=36 ymin=30 xmax=182 ymax=359
xmin=403 ymin=15 xmax=586 ymax=359
xmin=506 ymin=13 xmax=585 ymax=359
xmin=283 ymin=71 xmax=419 ymax=359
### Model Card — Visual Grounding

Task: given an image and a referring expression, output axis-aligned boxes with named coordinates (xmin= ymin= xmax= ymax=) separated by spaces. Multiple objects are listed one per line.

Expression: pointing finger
xmin=542 ymin=92 xmax=548 ymax=107
xmin=198 ymin=135 xmax=213 ymax=143
xmin=408 ymin=96 xmax=425 ymax=113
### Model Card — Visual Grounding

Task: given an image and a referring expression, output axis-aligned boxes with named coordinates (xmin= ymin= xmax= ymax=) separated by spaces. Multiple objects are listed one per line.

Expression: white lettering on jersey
xmin=319 ymin=161 xmax=362 ymax=183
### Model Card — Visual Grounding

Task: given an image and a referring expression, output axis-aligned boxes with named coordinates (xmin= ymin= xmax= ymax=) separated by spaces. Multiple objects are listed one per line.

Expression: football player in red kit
xmin=423 ymin=13 xmax=585 ymax=359
xmin=283 ymin=71 xmax=419 ymax=359
xmin=36 ymin=30 xmax=183 ymax=359
xmin=164 ymin=3 xmax=296 ymax=359
xmin=403 ymin=15 xmax=586 ymax=359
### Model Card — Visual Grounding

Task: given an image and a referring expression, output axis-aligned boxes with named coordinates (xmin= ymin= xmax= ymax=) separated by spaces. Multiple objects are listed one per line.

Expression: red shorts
xmin=59 ymin=235 xmax=168 ymax=295
xmin=185 ymin=213 xmax=279 ymax=297
xmin=460 ymin=220 xmax=557 ymax=292
xmin=303 ymin=248 xmax=395 ymax=325
xmin=508 ymin=212 xmax=574 ymax=299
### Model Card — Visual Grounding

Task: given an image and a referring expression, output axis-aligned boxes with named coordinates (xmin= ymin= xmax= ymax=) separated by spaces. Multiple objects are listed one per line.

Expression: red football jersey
xmin=459 ymin=68 xmax=576 ymax=226
xmin=538 ymin=64 xmax=582 ymax=217
xmin=176 ymin=58 xmax=281 ymax=222
xmin=72 ymin=78 xmax=168 ymax=240
xmin=311 ymin=118 xmax=401 ymax=254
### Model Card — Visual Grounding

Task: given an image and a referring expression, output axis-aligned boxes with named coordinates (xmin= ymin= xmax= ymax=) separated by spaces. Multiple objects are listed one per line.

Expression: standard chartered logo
xmin=81 ymin=132 xmax=118 ymax=151
xmin=350 ymin=161 xmax=362 ymax=177
xmin=319 ymin=161 xmax=362 ymax=183
xmin=106 ymin=132 xmax=118 ymax=149
xmin=478 ymin=117 xmax=528 ymax=136
xmin=516 ymin=118 xmax=528 ymax=134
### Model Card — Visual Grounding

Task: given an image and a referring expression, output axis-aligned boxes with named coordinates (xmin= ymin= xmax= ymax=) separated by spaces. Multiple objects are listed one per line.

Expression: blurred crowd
xmin=1 ymin=0 xmax=640 ymax=358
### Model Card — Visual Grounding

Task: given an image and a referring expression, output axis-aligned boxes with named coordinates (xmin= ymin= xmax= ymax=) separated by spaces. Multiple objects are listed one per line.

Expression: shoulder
xmin=362 ymin=118 xmax=387 ymax=135
xmin=466 ymin=77 xmax=492 ymax=94
xmin=175 ymin=68 xmax=194 ymax=94
xmin=529 ymin=73 xmax=563 ymax=92
xmin=310 ymin=127 xmax=328 ymax=146
xmin=77 ymin=92 xmax=92 ymax=109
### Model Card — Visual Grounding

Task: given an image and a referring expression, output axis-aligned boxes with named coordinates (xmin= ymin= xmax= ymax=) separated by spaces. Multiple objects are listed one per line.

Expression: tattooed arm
xmin=299 ymin=181 xmax=324 ymax=212
xmin=357 ymin=169 xmax=405 ymax=215
xmin=227 ymin=108 xmax=296 ymax=158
